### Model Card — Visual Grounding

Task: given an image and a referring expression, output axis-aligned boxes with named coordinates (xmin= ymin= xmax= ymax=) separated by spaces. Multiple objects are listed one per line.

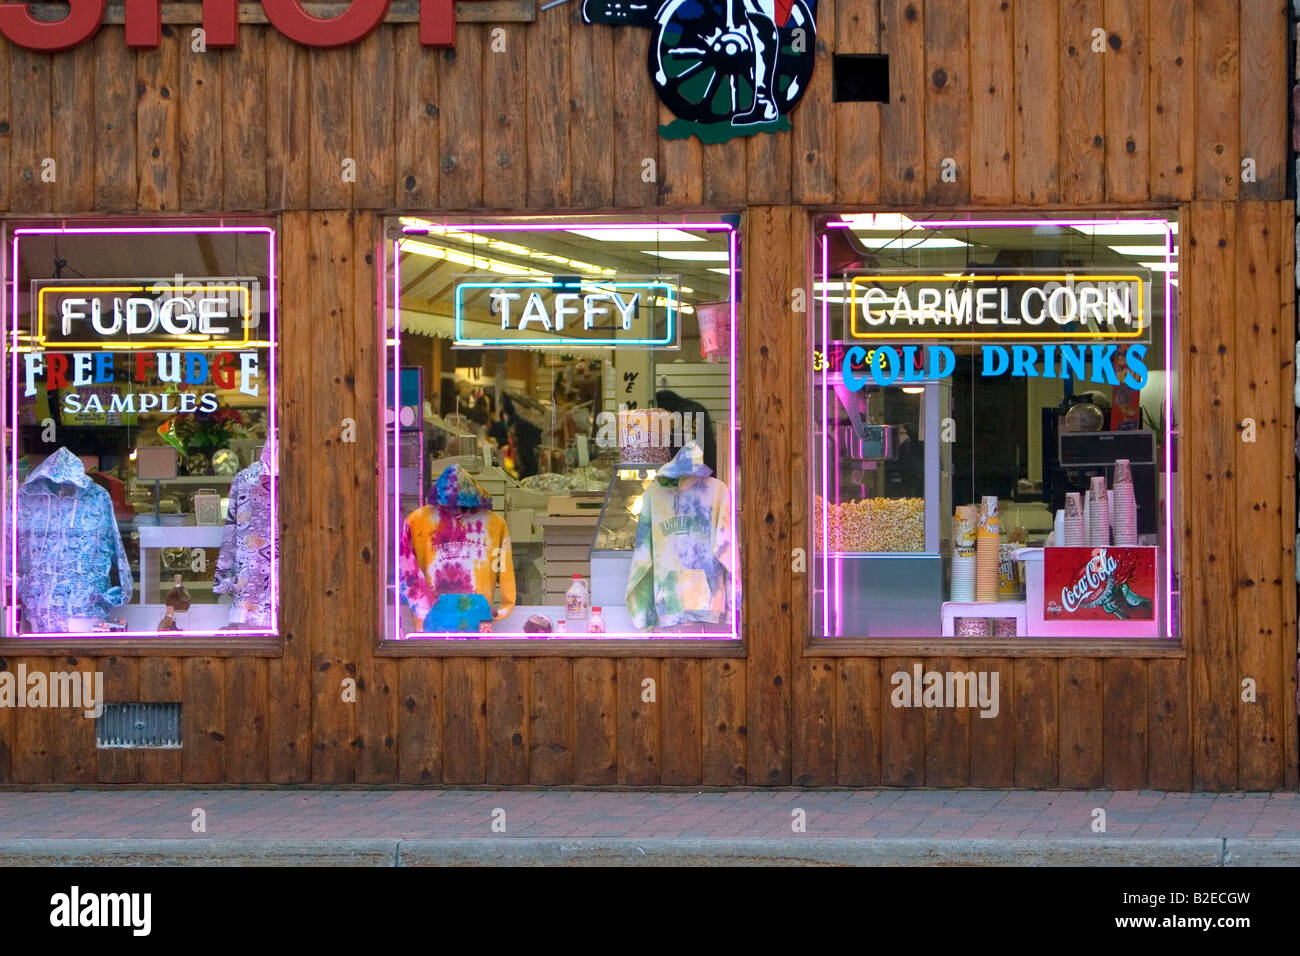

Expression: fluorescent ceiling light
xmin=1108 ymin=245 xmax=1177 ymax=257
xmin=839 ymin=213 xmax=917 ymax=230
xmin=485 ymin=239 xmax=533 ymax=256
xmin=1074 ymin=221 xmax=1177 ymax=237
xmin=400 ymin=238 xmax=552 ymax=277
xmin=707 ymin=268 xmax=731 ymax=275
xmin=640 ymin=250 xmax=732 ymax=262
xmin=853 ymin=236 xmax=969 ymax=250
xmin=570 ymin=228 xmax=704 ymax=243
xmin=1138 ymin=261 xmax=1178 ymax=272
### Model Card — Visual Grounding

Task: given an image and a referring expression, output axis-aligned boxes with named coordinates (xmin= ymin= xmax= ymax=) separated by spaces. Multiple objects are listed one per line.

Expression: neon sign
xmin=34 ymin=279 xmax=258 ymax=349
xmin=453 ymin=278 xmax=679 ymax=348
xmin=6 ymin=224 xmax=279 ymax=640
xmin=847 ymin=271 xmax=1148 ymax=340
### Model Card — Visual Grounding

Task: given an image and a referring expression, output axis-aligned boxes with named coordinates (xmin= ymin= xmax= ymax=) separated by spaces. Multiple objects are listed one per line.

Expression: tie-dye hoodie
xmin=625 ymin=441 xmax=734 ymax=629
xmin=16 ymin=447 xmax=133 ymax=632
xmin=399 ymin=464 xmax=516 ymax=627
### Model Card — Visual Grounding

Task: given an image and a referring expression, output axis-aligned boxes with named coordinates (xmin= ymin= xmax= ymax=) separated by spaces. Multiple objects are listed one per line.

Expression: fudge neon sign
xmin=848 ymin=272 xmax=1147 ymax=340
xmin=453 ymin=279 xmax=678 ymax=348
xmin=0 ymin=0 xmax=455 ymax=53
xmin=35 ymin=280 xmax=258 ymax=349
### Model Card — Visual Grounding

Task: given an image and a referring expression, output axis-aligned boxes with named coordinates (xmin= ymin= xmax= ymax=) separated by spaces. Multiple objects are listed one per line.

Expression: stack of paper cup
xmin=976 ymin=496 xmax=1000 ymax=602
xmin=951 ymin=505 xmax=978 ymax=601
xmin=1088 ymin=476 xmax=1110 ymax=547
xmin=1112 ymin=459 xmax=1139 ymax=545
xmin=1064 ymin=493 xmax=1086 ymax=546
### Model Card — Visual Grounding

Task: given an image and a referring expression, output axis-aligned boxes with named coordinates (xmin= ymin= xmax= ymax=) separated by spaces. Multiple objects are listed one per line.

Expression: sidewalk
xmin=2 ymin=788 xmax=1298 ymax=865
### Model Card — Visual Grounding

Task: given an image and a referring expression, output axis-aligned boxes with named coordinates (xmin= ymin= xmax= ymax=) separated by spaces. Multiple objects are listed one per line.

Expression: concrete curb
xmin=2 ymin=837 xmax=1300 ymax=868
xmin=4 ymin=837 xmax=1298 ymax=866
xmin=1223 ymin=839 xmax=1300 ymax=866
xmin=397 ymin=838 xmax=1228 ymax=867
xmin=0 ymin=840 xmax=398 ymax=867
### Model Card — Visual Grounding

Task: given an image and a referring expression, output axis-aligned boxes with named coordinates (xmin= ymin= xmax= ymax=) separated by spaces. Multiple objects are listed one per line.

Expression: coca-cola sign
xmin=1043 ymin=546 xmax=1155 ymax=622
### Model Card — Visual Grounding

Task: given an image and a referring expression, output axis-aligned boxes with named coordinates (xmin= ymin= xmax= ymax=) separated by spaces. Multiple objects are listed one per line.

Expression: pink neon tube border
xmin=392 ymin=238 xmax=403 ymax=643
xmin=7 ymin=224 xmax=278 ymax=639
xmin=819 ymin=235 xmax=830 ymax=636
xmin=821 ymin=215 xmax=1176 ymax=639
xmin=391 ymin=219 xmax=741 ymax=641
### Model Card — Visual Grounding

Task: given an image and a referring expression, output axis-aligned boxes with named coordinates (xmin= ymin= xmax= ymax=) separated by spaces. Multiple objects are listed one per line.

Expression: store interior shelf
xmin=136 ymin=525 xmax=227 ymax=549
xmin=131 ymin=476 xmax=235 ymax=485
xmin=821 ymin=551 xmax=941 ymax=558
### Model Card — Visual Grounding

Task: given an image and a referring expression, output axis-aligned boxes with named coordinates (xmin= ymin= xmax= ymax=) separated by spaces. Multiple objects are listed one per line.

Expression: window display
xmin=382 ymin=216 xmax=740 ymax=641
xmin=3 ymin=222 xmax=278 ymax=638
xmin=812 ymin=214 xmax=1178 ymax=640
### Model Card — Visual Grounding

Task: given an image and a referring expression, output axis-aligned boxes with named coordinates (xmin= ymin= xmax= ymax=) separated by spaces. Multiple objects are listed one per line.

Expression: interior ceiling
xmin=820 ymin=214 xmax=1178 ymax=320
xmin=15 ymin=233 xmax=271 ymax=288
xmin=398 ymin=225 xmax=733 ymax=327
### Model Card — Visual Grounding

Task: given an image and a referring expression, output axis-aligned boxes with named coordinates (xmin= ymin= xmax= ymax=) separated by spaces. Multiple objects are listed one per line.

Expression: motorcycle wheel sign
xmin=579 ymin=0 xmax=818 ymax=143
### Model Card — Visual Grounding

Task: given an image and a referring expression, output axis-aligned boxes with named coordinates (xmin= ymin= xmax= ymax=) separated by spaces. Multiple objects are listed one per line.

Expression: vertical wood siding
xmin=0 ymin=1 xmax=1293 ymax=789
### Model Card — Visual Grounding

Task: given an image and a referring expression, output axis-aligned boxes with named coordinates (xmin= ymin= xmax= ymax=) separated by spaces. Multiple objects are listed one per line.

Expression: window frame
xmin=802 ymin=208 xmax=1185 ymax=660
xmin=0 ymin=215 xmax=282 ymax=657
xmin=375 ymin=213 xmax=747 ymax=659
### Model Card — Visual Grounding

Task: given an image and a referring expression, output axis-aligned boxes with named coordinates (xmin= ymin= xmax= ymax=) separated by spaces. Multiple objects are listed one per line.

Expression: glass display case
xmin=589 ymin=465 xmax=656 ymax=606
xmin=812 ymin=367 xmax=951 ymax=637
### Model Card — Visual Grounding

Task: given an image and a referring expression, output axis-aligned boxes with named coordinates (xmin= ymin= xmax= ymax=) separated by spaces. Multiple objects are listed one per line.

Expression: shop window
xmin=2 ymin=220 xmax=278 ymax=638
xmin=812 ymin=213 xmax=1179 ymax=641
xmin=381 ymin=216 xmax=740 ymax=642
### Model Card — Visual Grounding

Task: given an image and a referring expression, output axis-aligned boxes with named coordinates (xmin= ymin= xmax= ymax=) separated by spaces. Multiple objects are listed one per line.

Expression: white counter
xmin=397 ymin=603 xmax=734 ymax=639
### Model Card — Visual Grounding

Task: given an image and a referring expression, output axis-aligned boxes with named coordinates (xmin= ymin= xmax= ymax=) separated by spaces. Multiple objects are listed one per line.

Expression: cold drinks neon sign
xmin=0 ymin=0 xmax=454 ymax=52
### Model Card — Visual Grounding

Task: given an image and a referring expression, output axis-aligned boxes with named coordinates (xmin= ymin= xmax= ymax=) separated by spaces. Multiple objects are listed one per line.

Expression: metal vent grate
xmin=96 ymin=702 xmax=182 ymax=749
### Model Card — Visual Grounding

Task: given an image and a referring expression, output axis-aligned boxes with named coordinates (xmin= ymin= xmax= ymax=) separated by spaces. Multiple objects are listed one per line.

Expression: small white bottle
xmin=586 ymin=606 xmax=606 ymax=634
xmin=565 ymin=574 xmax=589 ymax=627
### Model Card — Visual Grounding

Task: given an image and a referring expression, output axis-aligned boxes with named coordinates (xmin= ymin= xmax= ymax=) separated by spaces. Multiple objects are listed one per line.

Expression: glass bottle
xmin=586 ymin=606 xmax=606 ymax=634
xmin=165 ymin=573 xmax=191 ymax=613
xmin=157 ymin=606 xmax=180 ymax=631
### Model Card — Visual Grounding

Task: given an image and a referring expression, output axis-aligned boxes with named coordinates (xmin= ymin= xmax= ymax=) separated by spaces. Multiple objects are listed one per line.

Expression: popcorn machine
xmin=813 ymin=372 xmax=952 ymax=637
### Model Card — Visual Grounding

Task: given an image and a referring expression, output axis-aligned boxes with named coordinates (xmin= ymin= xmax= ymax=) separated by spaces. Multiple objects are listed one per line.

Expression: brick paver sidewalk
xmin=1 ymin=788 xmax=1298 ymax=841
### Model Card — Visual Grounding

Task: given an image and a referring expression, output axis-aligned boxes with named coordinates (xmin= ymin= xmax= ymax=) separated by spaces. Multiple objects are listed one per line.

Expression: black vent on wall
xmin=832 ymin=54 xmax=890 ymax=103
xmin=96 ymin=702 xmax=182 ymax=749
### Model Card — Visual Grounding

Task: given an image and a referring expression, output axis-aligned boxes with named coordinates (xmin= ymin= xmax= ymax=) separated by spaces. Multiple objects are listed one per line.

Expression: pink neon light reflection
xmin=6 ymin=224 xmax=278 ymax=639
xmin=390 ymin=220 xmax=741 ymax=641
xmin=401 ymin=222 xmax=737 ymax=234
xmin=818 ymin=216 xmax=1177 ymax=639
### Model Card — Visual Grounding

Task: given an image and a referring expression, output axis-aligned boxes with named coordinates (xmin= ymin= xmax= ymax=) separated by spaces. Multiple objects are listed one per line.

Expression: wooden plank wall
xmin=0 ymin=1 xmax=1295 ymax=790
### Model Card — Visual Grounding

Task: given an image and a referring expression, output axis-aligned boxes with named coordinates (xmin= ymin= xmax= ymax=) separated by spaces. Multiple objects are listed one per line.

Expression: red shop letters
xmin=0 ymin=0 xmax=455 ymax=53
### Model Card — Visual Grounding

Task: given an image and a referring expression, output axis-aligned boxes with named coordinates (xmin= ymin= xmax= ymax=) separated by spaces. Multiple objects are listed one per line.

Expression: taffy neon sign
xmin=453 ymin=278 xmax=678 ymax=347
